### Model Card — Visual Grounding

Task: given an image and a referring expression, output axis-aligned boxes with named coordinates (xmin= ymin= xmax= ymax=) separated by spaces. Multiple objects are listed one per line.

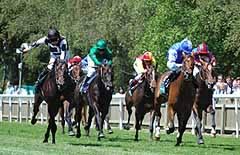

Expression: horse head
xmin=182 ymin=53 xmax=195 ymax=80
xmin=98 ymin=59 xmax=113 ymax=91
xmin=55 ymin=59 xmax=68 ymax=90
xmin=70 ymin=63 xmax=81 ymax=82
xmin=198 ymin=58 xmax=216 ymax=89
xmin=145 ymin=65 xmax=156 ymax=92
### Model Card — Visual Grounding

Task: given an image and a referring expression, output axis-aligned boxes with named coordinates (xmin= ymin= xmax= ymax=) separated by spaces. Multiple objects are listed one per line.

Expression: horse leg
xmin=75 ymin=101 xmax=82 ymax=138
xmin=166 ymin=104 xmax=175 ymax=134
xmin=82 ymin=104 xmax=87 ymax=126
xmin=105 ymin=113 xmax=113 ymax=134
xmin=175 ymin=111 xmax=191 ymax=146
xmin=84 ymin=107 xmax=94 ymax=136
xmin=124 ymin=103 xmax=132 ymax=130
xmin=193 ymin=105 xmax=204 ymax=144
xmin=49 ymin=105 xmax=59 ymax=144
xmin=31 ymin=93 xmax=43 ymax=125
xmin=92 ymin=106 xmax=104 ymax=141
xmin=149 ymin=111 xmax=155 ymax=140
xmin=58 ymin=105 xmax=65 ymax=134
xmin=210 ymin=109 xmax=216 ymax=137
xmin=134 ymin=111 xmax=141 ymax=141
xmin=210 ymin=99 xmax=216 ymax=137
xmin=43 ymin=121 xmax=51 ymax=143
xmin=154 ymin=103 xmax=162 ymax=140
xmin=64 ymin=100 xmax=74 ymax=136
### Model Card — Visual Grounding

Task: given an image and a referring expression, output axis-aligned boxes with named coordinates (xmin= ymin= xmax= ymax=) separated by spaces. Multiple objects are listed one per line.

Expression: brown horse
xmin=154 ymin=53 xmax=196 ymax=146
xmin=31 ymin=59 xmax=75 ymax=143
xmin=58 ymin=62 xmax=82 ymax=135
xmin=125 ymin=66 xmax=156 ymax=141
xmin=75 ymin=60 xmax=113 ymax=140
xmin=192 ymin=59 xmax=216 ymax=144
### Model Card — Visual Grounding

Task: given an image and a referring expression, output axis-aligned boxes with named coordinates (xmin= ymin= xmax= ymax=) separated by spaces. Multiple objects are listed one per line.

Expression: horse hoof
xmin=155 ymin=136 xmax=160 ymax=141
xmin=68 ymin=131 xmax=75 ymax=136
xmin=43 ymin=139 xmax=48 ymax=143
xmin=99 ymin=133 xmax=105 ymax=138
xmin=31 ymin=118 xmax=37 ymax=125
xmin=134 ymin=138 xmax=139 ymax=142
xmin=76 ymin=133 xmax=81 ymax=138
xmin=108 ymin=129 xmax=113 ymax=134
xmin=123 ymin=125 xmax=130 ymax=130
xmin=198 ymin=139 xmax=204 ymax=144
xmin=211 ymin=133 xmax=216 ymax=138
xmin=166 ymin=128 xmax=174 ymax=135
xmin=175 ymin=143 xmax=180 ymax=146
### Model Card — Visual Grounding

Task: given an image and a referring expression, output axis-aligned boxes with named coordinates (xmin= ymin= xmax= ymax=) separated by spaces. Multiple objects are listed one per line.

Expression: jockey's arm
xmin=167 ymin=49 xmax=180 ymax=71
xmin=133 ymin=58 xmax=145 ymax=74
xmin=24 ymin=37 xmax=47 ymax=52
xmin=59 ymin=39 xmax=68 ymax=60
xmin=89 ymin=47 xmax=101 ymax=66
xmin=106 ymin=48 xmax=113 ymax=65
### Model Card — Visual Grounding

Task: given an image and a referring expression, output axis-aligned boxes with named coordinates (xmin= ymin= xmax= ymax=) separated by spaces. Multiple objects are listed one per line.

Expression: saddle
xmin=160 ymin=71 xmax=180 ymax=96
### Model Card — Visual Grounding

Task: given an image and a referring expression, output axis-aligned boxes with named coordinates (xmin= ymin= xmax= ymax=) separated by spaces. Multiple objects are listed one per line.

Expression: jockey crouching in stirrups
xmin=80 ymin=39 xmax=112 ymax=93
xmin=22 ymin=28 xmax=70 ymax=93
xmin=192 ymin=42 xmax=216 ymax=78
xmin=128 ymin=51 xmax=155 ymax=96
xmin=160 ymin=38 xmax=193 ymax=95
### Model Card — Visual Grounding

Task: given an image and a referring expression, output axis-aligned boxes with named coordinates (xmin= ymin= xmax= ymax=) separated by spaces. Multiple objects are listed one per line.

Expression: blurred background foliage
xmin=0 ymin=0 xmax=239 ymax=92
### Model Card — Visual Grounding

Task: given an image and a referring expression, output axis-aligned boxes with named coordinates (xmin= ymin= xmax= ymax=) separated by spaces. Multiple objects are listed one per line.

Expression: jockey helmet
xmin=143 ymin=51 xmax=153 ymax=61
xmin=180 ymin=38 xmax=192 ymax=54
xmin=197 ymin=42 xmax=209 ymax=54
xmin=47 ymin=28 xmax=60 ymax=42
xmin=72 ymin=56 xmax=82 ymax=63
xmin=96 ymin=39 xmax=107 ymax=50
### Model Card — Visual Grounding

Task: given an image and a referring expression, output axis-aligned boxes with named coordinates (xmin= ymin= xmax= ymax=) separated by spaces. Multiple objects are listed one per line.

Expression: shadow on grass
xmin=68 ymin=142 xmax=121 ymax=148
xmin=182 ymin=142 xmax=239 ymax=151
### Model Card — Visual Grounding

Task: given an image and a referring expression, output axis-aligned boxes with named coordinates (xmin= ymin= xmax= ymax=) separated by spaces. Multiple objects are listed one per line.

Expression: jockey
xmin=68 ymin=55 xmax=82 ymax=71
xmin=80 ymin=39 xmax=112 ymax=93
xmin=193 ymin=42 xmax=216 ymax=76
xmin=128 ymin=51 xmax=155 ymax=96
xmin=22 ymin=28 xmax=70 ymax=92
xmin=160 ymin=38 xmax=193 ymax=95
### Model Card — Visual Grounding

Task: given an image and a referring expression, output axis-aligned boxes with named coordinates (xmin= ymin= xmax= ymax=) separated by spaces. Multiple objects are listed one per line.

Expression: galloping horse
xmin=154 ymin=53 xmax=196 ymax=146
xmin=78 ymin=60 xmax=113 ymax=140
xmin=192 ymin=59 xmax=216 ymax=144
xmin=125 ymin=66 xmax=156 ymax=141
xmin=59 ymin=61 xmax=82 ymax=135
xmin=31 ymin=59 xmax=75 ymax=143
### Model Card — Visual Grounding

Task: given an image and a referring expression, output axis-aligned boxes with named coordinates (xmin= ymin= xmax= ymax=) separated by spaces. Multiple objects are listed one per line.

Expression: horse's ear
xmin=191 ymin=52 xmax=194 ymax=57
xmin=182 ymin=52 xmax=186 ymax=59
xmin=199 ymin=57 xmax=205 ymax=65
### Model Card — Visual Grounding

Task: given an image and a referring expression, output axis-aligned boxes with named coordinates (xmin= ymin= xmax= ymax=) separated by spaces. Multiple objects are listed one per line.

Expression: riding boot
xmin=81 ymin=76 xmax=91 ymax=93
xmin=35 ymin=68 xmax=50 ymax=93
xmin=161 ymin=71 xmax=178 ymax=95
xmin=128 ymin=79 xmax=138 ymax=96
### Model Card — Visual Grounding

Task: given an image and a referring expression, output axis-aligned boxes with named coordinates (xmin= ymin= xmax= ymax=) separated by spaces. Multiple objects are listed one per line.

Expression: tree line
xmin=0 ymin=0 xmax=239 ymax=92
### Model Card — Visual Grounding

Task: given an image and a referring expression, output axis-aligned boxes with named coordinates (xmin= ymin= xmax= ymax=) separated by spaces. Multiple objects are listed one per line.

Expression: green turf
xmin=0 ymin=121 xmax=239 ymax=155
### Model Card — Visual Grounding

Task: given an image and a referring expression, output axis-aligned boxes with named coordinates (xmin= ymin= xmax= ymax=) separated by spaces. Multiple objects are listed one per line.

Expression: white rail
xmin=0 ymin=94 xmax=239 ymax=138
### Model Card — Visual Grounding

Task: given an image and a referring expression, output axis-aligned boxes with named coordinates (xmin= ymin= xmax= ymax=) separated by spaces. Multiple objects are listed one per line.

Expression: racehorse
xmin=76 ymin=60 xmax=113 ymax=140
xmin=125 ymin=66 xmax=156 ymax=141
xmin=154 ymin=53 xmax=196 ymax=146
xmin=192 ymin=59 xmax=216 ymax=144
xmin=31 ymin=59 xmax=75 ymax=143
xmin=58 ymin=61 xmax=82 ymax=135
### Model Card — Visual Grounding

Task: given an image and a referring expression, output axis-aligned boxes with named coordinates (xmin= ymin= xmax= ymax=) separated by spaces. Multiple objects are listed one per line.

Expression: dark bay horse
xmin=31 ymin=59 xmax=76 ymax=143
xmin=58 ymin=62 xmax=82 ymax=135
xmin=125 ymin=66 xmax=156 ymax=141
xmin=192 ymin=59 xmax=216 ymax=144
xmin=76 ymin=61 xmax=113 ymax=140
xmin=154 ymin=53 xmax=196 ymax=146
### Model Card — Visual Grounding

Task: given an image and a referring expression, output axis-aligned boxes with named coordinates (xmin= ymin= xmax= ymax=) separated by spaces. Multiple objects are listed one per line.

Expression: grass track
xmin=0 ymin=121 xmax=239 ymax=155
